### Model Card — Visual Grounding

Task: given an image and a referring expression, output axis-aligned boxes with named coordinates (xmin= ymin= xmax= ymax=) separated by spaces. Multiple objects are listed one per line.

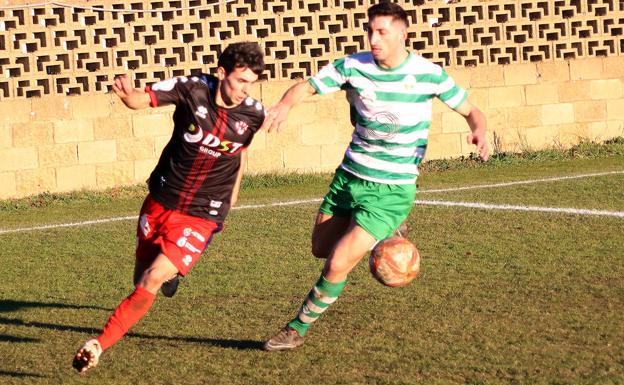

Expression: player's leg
xmin=73 ymin=197 xmax=220 ymax=373
xmin=92 ymin=209 xmax=220 ymax=346
xmin=291 ymin=220 xmax=376 ymax=332
xmin=264 ymin=176 xmax=416 ymax=351
xmin=264 ymin=221 xmax=376 ymax=351
xmin=95 ymin=253 xmax=176 ymax=347
xmin=311 ymin=168 xmax=354 ymax=258
xmin=311 ymin=212 xmax=350 ymax=258
xmin=73 ymin=253 xmax=175 ymax=373
xmin=135 ymin=254 xmax=179 ymax=297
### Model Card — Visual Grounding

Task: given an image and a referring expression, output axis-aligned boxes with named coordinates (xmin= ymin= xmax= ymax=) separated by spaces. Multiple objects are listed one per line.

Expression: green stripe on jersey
xmin=348 ymin=144 xmax=421 ymax=164
xmin=353 ymin=132 xmax=429 ymax=149
xmin=440 ymin=85 xmax=463 ymax=101
xmin=349 ymin=71 xmax=443 ymax=84
xmin=373 ymin=91 xmax=433 ymax=103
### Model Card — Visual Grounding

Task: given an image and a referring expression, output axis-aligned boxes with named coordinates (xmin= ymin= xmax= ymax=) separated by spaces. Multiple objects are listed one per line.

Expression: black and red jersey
xmin=145 ymin=74 xmax=264 ymax=223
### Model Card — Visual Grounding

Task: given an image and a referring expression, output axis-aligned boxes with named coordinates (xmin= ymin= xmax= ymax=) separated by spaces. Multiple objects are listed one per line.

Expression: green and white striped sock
xmin=288 ymin=275 xmax=346 ymax=336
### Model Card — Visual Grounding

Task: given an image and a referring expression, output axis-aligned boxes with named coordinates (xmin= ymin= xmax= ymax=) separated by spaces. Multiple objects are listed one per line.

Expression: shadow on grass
xmin=0 ymin=316 xmax=264 ymax=350
xmin=0 ymin=370 xmax=45 ymax=378
xmin=0 ymin=299 xmax=111 ymax=313
xmin=0 ymin=334 xmax=39 ymax=343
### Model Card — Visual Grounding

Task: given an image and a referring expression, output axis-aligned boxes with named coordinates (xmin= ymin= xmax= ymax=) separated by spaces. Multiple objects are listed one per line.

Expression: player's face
xmin=367 ymin=15 xmax=408 ymax=68
xmin=217 ymin=66 xmax=259 ymax=107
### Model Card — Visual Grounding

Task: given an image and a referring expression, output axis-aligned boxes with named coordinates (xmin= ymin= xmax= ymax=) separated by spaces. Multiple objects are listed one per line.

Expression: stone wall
xmin=1 ymin=0 xmax=623 ymax=199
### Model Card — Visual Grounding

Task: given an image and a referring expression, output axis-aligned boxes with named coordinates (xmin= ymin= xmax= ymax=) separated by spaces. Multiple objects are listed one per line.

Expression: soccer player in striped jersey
xmin=72 ymin=42 xmax=266 ymax=372
xmin=262 ymin=1 xmax=489 ymax=351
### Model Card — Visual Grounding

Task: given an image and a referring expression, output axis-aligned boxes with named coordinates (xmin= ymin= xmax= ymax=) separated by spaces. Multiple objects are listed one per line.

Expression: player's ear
xmin=216 ymin=66 xmax=227 ymax=80
xmin=400 ymin=26 xmax=407 ymax=41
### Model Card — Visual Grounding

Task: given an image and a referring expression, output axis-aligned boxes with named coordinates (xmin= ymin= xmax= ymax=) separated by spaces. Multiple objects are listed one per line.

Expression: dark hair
xmin=218 ymin=42 xmax=264 ymax=75
xmin=367 ymin=1 xmax=409 ymax=26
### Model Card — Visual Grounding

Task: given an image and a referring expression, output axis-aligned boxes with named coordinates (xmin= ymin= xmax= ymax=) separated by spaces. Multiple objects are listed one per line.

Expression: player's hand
xmin=260 ymin=103 xmax=291 ymax=133
xmin=112 ymin=74 xmax=135 ymax=100
xmin=467 ymin=132 xmax=490 ymax=161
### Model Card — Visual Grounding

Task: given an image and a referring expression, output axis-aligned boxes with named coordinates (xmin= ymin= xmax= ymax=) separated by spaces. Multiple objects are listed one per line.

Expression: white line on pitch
xmin=415 ymin=199 xmax=624 ymax=218
xmin=0 ymin=216 xmax=137 ymax=235
xmin=418 ymin=170 xmax=624 ymax=194
xmin=1 ymin=170 xmax=622 ymax=235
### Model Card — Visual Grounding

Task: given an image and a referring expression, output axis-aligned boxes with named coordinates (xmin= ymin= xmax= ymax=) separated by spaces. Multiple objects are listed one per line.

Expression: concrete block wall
xmin=1 ymin=56 xmax=623 ymax=199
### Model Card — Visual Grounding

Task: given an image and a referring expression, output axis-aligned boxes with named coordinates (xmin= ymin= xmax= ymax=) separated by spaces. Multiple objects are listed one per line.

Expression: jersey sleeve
xmin=249 ymin=99 xmax=266 ymax=134
xmin=435 ymin=68 xmax=468 ymax=110
xmin=145 ymin=77 xmax=187 ymax=107
xmin=309 ymin=57 xmax=349 ymax=95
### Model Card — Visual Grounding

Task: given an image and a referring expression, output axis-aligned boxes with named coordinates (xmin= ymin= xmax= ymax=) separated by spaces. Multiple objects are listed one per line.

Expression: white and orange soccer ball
xmin=369 ymin=237 xmax=421 ymax=287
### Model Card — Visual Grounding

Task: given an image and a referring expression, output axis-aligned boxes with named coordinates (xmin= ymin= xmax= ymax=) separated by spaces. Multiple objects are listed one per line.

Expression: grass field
xmin=1 ymin=142 xmax=623 ymax=385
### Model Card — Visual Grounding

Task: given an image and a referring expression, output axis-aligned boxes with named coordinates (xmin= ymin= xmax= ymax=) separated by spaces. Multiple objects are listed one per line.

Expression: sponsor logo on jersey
xmin=210 ymin=200 xmax=222 ymax=208
xmin=404 ymin=75 xmax=417 ymax=91
xmin=184 ymin=124 xmax=203 ymax=142
xmin=195 ymin=106 xmax=208 ymax=119
xmin=209 ymin=210 xmax=219 ymax=216
xmin=183 ymin=123 xmax=245 ymax=157
xmin=235 ymin=120 xmax=249 ymax=135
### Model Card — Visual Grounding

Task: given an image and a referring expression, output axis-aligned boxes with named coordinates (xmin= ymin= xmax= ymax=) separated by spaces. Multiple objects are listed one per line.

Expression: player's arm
xmin=454 ymin=99 xmax=490 ymax=161
xmin=260 ymin=80 xmax=317 ymax=133
xmin=230 ymin=149 xmax=247 ymax=207
xmin=112 ymin=74 xmax=151 ymax=110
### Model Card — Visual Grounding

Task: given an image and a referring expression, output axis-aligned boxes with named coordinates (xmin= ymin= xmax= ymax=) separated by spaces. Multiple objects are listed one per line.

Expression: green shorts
xmin=319 ymin=168 xmax=416 ymax=240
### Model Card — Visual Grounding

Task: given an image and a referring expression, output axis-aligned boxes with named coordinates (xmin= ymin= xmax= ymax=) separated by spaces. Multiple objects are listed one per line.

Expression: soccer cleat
xmin=263 ymin=326 xmax=305 ymax=351
xmin=160 ymin=274 xmax=180 ymax=297
xmin=72 ymin=339 xmax=102 ymax=374
xmin=393 ymin=221 xmax=409 ymax=238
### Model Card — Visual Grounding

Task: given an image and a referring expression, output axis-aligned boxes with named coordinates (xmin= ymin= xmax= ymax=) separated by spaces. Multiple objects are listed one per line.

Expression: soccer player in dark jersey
xmin=72 ymin=42 xmax=266 ymax=373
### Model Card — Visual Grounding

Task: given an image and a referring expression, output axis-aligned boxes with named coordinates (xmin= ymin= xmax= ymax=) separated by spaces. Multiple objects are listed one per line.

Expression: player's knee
xmin=325 ymin=258 xmax=353 ymax=277
xmin=138 ymin=267 xmax=170 ymax=291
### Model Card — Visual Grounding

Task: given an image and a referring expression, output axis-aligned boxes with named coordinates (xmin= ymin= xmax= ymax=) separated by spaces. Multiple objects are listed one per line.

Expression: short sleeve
xmin=145 ymin=77 xmax=187 ymax=107
xmin=435 ymin=68 xmax=468 ymax=110
xmin=309 ymin=57 xmax=349 ymax=95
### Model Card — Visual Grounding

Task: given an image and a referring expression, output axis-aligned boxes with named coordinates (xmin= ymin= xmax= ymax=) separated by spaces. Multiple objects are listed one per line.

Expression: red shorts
xmin=135 ymin=195 xmax=223 ymax=276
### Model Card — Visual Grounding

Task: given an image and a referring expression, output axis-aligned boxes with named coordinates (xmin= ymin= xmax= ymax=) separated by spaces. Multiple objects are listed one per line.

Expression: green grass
xmin=1 ymin=140 xmax=623 ymax=384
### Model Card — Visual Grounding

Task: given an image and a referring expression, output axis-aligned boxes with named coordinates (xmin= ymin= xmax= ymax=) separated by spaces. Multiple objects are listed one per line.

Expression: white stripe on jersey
xmin=345 ymin=149 xmax=419 ymax=174
xmin=340 ymin=165 xmax=418 ymax=184
xmin=354 ymin=124 xmax=429 ymax=144
xmin=348 ymin=76 xmax=442 ymax=96
xmin=350 ymin=96 xmax=433 ymax=127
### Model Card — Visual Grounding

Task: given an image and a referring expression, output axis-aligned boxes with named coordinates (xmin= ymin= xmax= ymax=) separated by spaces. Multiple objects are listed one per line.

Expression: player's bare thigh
xmin=311 ymin=212 xmax=350 ymax=258
xmin=322 ymin=220 xmax=377 ymax=282
xmin=136 ymin=253 xmax=179 ymax=294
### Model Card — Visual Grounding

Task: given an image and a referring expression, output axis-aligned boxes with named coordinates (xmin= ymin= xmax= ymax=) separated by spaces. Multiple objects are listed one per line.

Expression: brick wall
xmin=1 ymin=56 xmax=623 ymax=199
xmin=1 ymin=1 xmax=623 ymax=198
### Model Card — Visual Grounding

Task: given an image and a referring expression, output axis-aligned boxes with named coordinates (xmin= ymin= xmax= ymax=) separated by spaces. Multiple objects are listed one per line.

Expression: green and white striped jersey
xmin=309 ymin=52 xmax=467 ymax=185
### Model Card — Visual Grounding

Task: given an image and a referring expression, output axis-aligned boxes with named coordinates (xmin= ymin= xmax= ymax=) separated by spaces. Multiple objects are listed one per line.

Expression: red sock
xmin=96 ymin=286 xmax=156 ymax=351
